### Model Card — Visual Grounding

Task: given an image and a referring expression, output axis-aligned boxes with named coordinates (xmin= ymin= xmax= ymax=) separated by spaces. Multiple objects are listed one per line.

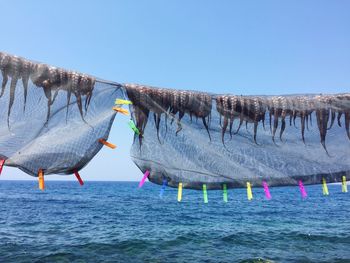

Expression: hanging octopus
xmin=0 ymin=52 xmax=95 ymax=128
xmin=125 ymin=85 xmax=213 ymax=146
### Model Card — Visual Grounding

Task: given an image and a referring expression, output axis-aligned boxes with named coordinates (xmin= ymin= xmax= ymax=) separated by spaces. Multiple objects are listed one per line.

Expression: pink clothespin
xmin=138 ymin=170 xmax=150 ymax=188
xmin=298 ymin=180 xmax=307 ymax=199
xmin=262 ymin=181 xmax=271 ymax=200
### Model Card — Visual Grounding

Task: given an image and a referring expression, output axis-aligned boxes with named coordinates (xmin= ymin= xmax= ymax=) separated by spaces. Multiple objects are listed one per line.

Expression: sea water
xmin=0 ymin=181 xmax=349 ymax=262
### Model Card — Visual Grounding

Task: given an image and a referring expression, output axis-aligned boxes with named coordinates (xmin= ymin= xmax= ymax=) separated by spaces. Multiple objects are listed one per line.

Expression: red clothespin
xmin=0 ymin=159 xmax=5 ymax=175
xmin=74 ymin=171 xmax=84 ymax=186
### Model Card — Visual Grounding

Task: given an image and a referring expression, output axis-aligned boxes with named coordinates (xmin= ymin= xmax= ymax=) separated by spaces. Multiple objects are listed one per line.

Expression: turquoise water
xmin=0 ymin=181 xmax=349 ymax=262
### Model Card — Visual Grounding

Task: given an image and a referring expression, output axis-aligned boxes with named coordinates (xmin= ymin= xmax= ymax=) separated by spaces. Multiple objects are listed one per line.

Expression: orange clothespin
xmin=98 ymin=138 xmax=116 ymax=149
xmin=38 ymin=169 xmax=45 ymax=190
xmin=0 ymin=159 xmax=5 ymax=175
xmin=112 ymin=107 xmax=129 ymax=115
xmin=74 ymin=171 xmax=84 ymax=186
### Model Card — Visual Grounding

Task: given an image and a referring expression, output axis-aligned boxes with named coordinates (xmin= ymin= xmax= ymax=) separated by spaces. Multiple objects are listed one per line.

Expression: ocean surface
xmin=0 ymin=181 xmax=349 ymax=263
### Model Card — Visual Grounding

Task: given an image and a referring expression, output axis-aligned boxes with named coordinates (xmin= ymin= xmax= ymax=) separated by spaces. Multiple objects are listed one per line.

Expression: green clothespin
xmin=128 ymin=120 xmax=140 ymax=135
xmin=223 ymin=184 xmax=228 ymax=202
xmin=203 ymin=184 xmax=208 ymax=203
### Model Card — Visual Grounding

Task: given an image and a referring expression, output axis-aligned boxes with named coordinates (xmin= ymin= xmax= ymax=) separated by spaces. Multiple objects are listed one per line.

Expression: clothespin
xmin=128 ymin=120 xmax=141 ymax=135
xmin=262 ymin=181 xmax=271 ymax=200
xmin=247 ymin=182 xmax=253 ymax=200
xmin=98 ymin=138 xmax=116 ymax=149
xmin=342 ymin=176 xmax=347 ymax=193
xmin=74 ymin=171 xmax=84 ymax=186
xmin=177 ymin=183 xmax=183 ymax=202
xmin=112 ymin=107 xmax=129 ymax=115
xmin=322 ymin=178 xmax=329 ymax=196
xmin=38 ymin=169 xmax=45 ymax=190
xmin=203 ymin=184 xmax=208 ymax=203
xmin=138 ymin=170 xmax=150 ymax=188
xmin=298 ymin=180 xmax=307 ymax=199
xmin=159 ymin=179 xmax=167 ymax=197
xmin=115 ymin=99 xmax=132 ymax=105
xmin=0 ymin=159 xmax=5 ymax=175
xmin=223 ymin=184 xmax=228 ymax=203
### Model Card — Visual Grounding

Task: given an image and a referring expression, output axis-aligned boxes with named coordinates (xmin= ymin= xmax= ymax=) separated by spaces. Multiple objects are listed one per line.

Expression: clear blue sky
xmin=1 ymin=0 xmax=349 ymax=181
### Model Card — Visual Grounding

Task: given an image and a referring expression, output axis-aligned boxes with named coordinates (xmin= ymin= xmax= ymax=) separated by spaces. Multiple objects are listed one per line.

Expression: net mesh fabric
xmin=1 ymin=52 xmax=349 ymax=189
xmin=126 ymin=85 xmax=350 ymax=189
xmin=0 ymin=52 xmax=123 ymax=176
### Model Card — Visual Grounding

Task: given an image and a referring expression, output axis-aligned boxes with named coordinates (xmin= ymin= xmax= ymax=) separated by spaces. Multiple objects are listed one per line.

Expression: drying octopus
xmin=125 ymin=84 xmax=212 ymax=146
xmin=217 ymin=93 xmax=350 ymax=154
xmin=126 ymin=80 xmax=350 ymax=154
xmin=216 ymin=95 xmax=266 ymax=145
xmin=0 ymin=52 xmax=95 ymax=127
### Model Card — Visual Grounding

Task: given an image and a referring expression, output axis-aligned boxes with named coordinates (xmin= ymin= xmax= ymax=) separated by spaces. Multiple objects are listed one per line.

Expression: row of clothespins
xmin=113 ymin=99 xmax=141 ymax=135
xmin=138 ymin=170 xmax=348 ymax=202
xmin=0 ymin=99 xmax=136 ymax=190
xmin=0 ymin=159 xmax=85 ymax=190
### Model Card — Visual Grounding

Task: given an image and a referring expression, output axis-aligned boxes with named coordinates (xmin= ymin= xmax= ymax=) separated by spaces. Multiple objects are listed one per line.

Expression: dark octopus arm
xmin=124 ymin=83 xmax=350 ymax=155
xmin=0 ymin=52 xmax=95 ymax=127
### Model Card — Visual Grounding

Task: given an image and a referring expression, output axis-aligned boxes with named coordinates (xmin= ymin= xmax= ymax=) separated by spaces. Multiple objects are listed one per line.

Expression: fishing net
xmin=126 ymin=86 xmax=350 ymax=189
xmin=0 ymin=52 xmax=123 ymax=176
xmin=1 ymin=52 xmax=349 ymax=190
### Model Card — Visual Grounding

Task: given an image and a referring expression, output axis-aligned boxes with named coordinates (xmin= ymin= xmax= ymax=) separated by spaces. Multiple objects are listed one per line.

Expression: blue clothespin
xmin=159 ymin=179 xmax=167 ymax=197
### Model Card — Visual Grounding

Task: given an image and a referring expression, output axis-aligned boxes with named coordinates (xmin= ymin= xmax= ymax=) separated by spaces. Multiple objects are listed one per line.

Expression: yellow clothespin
xmin=38 ymin=169 xmax=45 ymax=191
xmin=98 ymin=138 xmax=117 ymax=149
xmin=322 ymin=178 xmax=329 ymax=196
xmin=247 ymin=182 xmax=253 ymax=200
xmin=342 ymin=176 xmax=348 ymax=193
xmin=177 ymin=183 xmax=183 ymax=202
xmin=112 ymin=107 xmax=129 ymax=115
xmin=115 ymin=99 xmax=132 ymax=105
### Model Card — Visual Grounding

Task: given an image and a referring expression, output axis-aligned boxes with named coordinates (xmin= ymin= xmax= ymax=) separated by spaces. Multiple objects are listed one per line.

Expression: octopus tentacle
xmin=154 ymin=113 xmax=162 ymax=144
xmin=301 ymin=114 xmax=306 ymax=144
xmin=279 ymin=97 xmax=288 ymax=141
xmin=315 ymin=96 xmax=330 ymax=155
xmin=235 ymin=115 xmax=244 ymax=135
xmin=7 ymin=56 xmax=22 ymax=128
xmin=235 ymin=97 xmax=246 ymax=135
xmin=252 ymin=98 xmax=262 ymax=144
xmin=280 ymin=116 xmax=286 ymax=141
xmin=66 ymin=88 xmax=72 ymax=123
xmin=253 ymin=122 xmax=259 ymax=145
xmin=0 ymin=53 xmax=10 ymax=98
xmin=43 ymin=85 xmax=52 ymax=125
xmin=309 ymin=113 xmax=313 ymax=127
xmin=229 ymin=96 xmax=239 ymax=138
xmin=328 ymin=109 xmax=336 ymax=130
xmin=21 ymin=60 xmax=32 ymax=112
xmin=345 ymin=112 xmax=350 ymax=140
xmin=271 ymin=97 xmax=280 ymax=144
xmin=337 ymin=112 xmax=343 ymax=127
xmin=0 ymin=73 xmax=8 ymax=97
xmin=75 ymin=92 xmax=85 ymax=122
xmin=8 ymin=76 xmax=19 ymax=128
xmin=202 ymin=116 xmax=211 ymax=141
